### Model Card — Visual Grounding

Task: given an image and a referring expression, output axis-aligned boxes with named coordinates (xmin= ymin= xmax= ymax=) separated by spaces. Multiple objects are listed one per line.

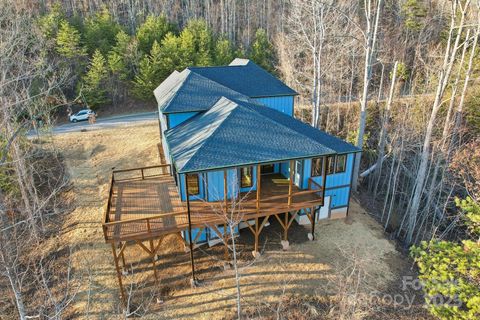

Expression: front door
xmin=294 ymin=160 xmax=303 ymax=188
xmin=261 ymin=164 xmax=274 ymax=174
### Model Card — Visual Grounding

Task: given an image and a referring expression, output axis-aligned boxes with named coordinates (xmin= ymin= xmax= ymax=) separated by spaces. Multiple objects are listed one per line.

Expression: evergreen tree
xmin=214 ymin=38 xmax=234 ymax=65
xmin=108 ymin=30 xmax=136 ymax=80
xmin=250 ymin=28 xmax=276 ymax=72
xmin=182 ymin=19 xmax=213 ymax=66
xmin=55 ymin=20 xmax=86 ymax=58
xmin=38 ymin=3 xmax=65 ymax=40
xmin=84 ymin=8 xmax=122 ymax=55
xmin=132 ymin=41 xmax=165 ymax=100
xmin=80 ymin=50 xmax=109 ymax=107
xmin=402 ymin=0 xmax=427 ymax=32
xmin=411 ymin=197 xmax=480 ymax=320
xmin=136 ymin=15 xmax=174 ymax=53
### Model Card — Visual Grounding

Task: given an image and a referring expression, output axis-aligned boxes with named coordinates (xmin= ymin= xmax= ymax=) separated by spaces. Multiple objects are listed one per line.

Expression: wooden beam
xmin=184 ymin=174 xmax=196 ymax=283
xmin=257 ymin=216 xmax=270 ymax=235
xmin=256 ymin=165 xmax=261 ymax=214
xmin=321 ymin=157 xmax=328 ymax=206
xmin=310 ymin=207 xmax=317 ymax=240
xmin=224 ymin=169 xmax=228 ymax=209
xmin=254 ymin=217 xmax=259 ymax=253
xmin=111 ymin=243 xmax=127 ymax=307
xmin=273 ymin=214 xmax=286 ymax=229
xmin=288 ymin=160 xmax=294 ymax=206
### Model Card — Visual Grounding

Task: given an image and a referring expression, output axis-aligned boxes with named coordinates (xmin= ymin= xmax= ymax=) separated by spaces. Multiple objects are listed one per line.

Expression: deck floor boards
xmin=104 ymin=173 xmax=323 ymax=243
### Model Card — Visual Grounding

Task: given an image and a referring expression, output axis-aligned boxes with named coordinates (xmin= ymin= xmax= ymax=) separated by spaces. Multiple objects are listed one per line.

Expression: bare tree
xmin=373 ymin=61 xmax=398 ymax=197
xmin=405 ymin=0 xmax=472 ymax=245
xmin=352 ymin=0 xmax=383 ymax=191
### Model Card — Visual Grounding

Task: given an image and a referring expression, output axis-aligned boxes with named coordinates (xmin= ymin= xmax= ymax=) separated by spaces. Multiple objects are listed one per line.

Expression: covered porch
xmin=103 ymin=158 xmax=327 ymax=305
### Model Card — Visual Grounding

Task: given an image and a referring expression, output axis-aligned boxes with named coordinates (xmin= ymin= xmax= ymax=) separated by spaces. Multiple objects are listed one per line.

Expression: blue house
xmin=153 ymin=58 xmax=360 ymax=249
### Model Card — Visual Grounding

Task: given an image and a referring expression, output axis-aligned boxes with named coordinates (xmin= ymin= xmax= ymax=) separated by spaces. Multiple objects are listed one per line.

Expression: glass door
xmin=294 ymin=160 xmax=303 ymax=188
xmin=261 ymin=164 xmax=275 ymax=175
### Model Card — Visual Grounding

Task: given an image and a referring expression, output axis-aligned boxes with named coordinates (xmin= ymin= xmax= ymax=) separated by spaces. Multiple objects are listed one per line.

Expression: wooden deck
xmin=103 ymin=165 xmax=324 ymax=243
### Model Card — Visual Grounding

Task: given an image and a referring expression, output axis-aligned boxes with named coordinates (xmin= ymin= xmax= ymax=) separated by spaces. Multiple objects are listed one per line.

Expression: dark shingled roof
xmin=164 ymin=97 xmax=356 ymax=173
xmin=188 ymin=59 xmax=298 ymax=98
xmin=153 ymin=69 xmax=251 ymax=114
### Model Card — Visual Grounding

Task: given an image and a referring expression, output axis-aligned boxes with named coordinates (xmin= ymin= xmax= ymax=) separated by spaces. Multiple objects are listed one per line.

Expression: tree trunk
xmin=352 ymin=0 xmax=383 ymax=191
xmin=405 ymin=0 xmax=470 ymax=245
xmin=374 ymin=61 xmax=398 ymax=197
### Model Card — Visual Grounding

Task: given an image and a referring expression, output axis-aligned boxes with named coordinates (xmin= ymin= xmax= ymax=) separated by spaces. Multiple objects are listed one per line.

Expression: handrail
xmin=104 ymin=173 xmax=115 ymax=223
xmin=113 ymin=164 xmax=172 ymax=182
xmin=103 ymin=210 xmax=189 ymax=227
xmin=308 ymin=177 xmax=323 ymax=191
xmin=112 ymin=164 xmax=171 ymax=174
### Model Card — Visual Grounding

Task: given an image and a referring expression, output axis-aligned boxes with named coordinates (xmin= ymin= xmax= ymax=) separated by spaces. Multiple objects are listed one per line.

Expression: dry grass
xmin=50 ymin=121 xmax=427 ymax=319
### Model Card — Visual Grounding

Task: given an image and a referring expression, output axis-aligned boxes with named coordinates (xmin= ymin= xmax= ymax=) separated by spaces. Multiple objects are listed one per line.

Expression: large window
xmin=336 ymin=155 xmax=347 ymax=173
xmin=327 ymin=156 xmax=335 ymax=174
xmin=240 ymin=166 xmax=253 ymax=188
xmin=186 ymin=173 xmax=199 ymax=195
xmin=311 ymin=157 xmax=324 ymax=177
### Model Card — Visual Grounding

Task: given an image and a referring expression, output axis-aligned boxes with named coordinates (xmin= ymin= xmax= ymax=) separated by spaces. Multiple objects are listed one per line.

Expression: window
xmin=336 ymin=155 xmax=347 ymax=173
xmin=311 ymin=157 xmax=323 ymax=177
xmin=240 ymin=166 xmax=253 ymax=188
xmin=186 ymin=173 xmax=199 ymax=195
xmin=327 ymin=156 xmax=335 ymax=175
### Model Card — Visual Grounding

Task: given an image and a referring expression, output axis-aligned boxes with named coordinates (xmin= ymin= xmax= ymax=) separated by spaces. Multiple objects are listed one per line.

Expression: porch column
xmin=254 ymin=165 xmax=261 ymax=256
xmin=184 ymin=174 xmax=197 ymax=286
xmin=223 ymin=169 xmax=229 ymax=260
xmin=321 ymin=157 xmax=328 ymax=206
xmin=256 ymin=165 xmax=261 ymax=214
xmin=288 ymin=160 xmax=294 ymax=206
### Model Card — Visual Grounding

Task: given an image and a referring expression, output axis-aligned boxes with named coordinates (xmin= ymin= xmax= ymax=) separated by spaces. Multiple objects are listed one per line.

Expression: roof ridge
xmin=236 ymin=101 xmax=336 ymax=154
xmin=176 ymin=97 xmax=238 ymax=171
xmin=158 ymin=70 xmax=192 ymax=112
xmin=186 ymin=68 xmax=247 ymax=96
xmin=188 ymin=65 xmax=245 ymax=70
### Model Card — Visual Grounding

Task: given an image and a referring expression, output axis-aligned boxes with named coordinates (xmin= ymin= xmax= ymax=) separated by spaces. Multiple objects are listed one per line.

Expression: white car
xmin=69 ymin=109 xmax=95 ymax=123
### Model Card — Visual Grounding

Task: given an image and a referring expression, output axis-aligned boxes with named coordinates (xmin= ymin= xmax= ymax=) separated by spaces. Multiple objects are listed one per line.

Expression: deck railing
xmin=112 ymin=164 xmax=171 ymax=182
xmin=102 ymin=164 xmax=173 ymax=241
xmin=102 ymin=165 xmax=325 ymax=242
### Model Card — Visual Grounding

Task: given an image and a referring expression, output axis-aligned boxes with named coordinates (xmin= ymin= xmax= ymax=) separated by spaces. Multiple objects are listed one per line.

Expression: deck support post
xmin=119 ymin=242 xmax=126 ymax=269
xmin=223 ymin=170 xmax=230 ymax=260
xmin=254 ymin=217 xmax=259 ymax=255
xmin=253 ymin=165 xmax=261 ymax=256
xmin=146 ymin=221 xmax=159 ymax=282
xmin=184 ymin=174 xmax=197 ymax=286
xmin=321 ymin=157 xmax=328 ymax=206
xmin=111 ymin=243 xmax=127 ymax=307
xmin=310 ymin=207 xmax=317 ymax=240
xmin=283 ymin=212 xmax=289 ymax=241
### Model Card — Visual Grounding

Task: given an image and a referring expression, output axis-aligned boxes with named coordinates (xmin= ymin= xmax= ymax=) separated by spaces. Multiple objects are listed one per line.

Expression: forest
xmin=1 ymin=0 xmax=479 ymax=319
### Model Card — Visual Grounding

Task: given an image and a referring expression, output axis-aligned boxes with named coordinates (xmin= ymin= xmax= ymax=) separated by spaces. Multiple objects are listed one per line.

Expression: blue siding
xmin=206 ymin=169 xmax=240 ymax=201
xmin=254 ymin=96 xmax=294 ymax=116
xmin=325 ymin=186 xmax=350 ymax=208
xmin=168 ymin=112 xmax=199 ymax=128
xmin=302 ymin=153 xmax=354 ymax=189
xmin=302 ymin=153 xmax=354 ymax=211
